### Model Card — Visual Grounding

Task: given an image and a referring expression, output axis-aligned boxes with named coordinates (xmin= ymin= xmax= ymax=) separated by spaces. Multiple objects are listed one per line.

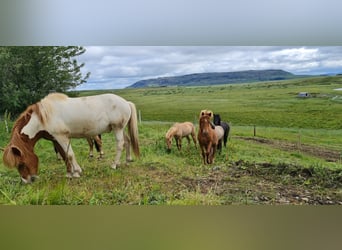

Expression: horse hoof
xmin=73 ymin=172 xmax=81 ymax=178
xmin=111 ymin=164 xmax=117 ymax=169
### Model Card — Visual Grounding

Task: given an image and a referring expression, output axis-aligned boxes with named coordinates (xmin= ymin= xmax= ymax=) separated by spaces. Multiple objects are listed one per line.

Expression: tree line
xmin=0 ymin=46 xmax=89 ymax=116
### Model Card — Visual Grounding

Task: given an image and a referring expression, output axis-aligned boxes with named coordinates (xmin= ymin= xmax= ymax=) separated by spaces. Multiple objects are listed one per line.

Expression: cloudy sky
xmin=76 ymin=46 xmax=342 ymax=90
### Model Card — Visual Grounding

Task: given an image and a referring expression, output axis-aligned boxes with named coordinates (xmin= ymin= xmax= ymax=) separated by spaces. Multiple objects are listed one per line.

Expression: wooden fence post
xmin=138 ymin=110 xmax=142 ymax=124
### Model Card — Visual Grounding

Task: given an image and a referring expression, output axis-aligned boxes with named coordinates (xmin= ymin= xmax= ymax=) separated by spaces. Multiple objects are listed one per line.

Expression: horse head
xmin=199 ymin=114 xmax=213 ymax=135
xmin=3 ymin=138 xmax=39 ymax=184
xmin=213 ymin=114 xmax=221 ymax=125
xmin=200 ymin=109 xmax=213 ymax=119
xmin=2 ymin=105 xmax=48 ymax=184
xmin=165 ymin=126 xmax=176 ymax=153
xmin=165 ymin=137 xmax=172 ymax=153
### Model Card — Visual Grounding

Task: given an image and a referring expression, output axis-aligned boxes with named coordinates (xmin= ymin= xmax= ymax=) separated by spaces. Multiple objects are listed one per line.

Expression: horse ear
xmin=201 ymin=112 xmax=205 ymax=116
xmin=11 ymin=146 xmax=22 ymax=157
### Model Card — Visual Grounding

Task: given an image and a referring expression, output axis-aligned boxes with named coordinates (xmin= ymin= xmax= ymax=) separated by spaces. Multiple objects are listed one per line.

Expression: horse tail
xmin=128 ymin=101 xmax=140 ymax=158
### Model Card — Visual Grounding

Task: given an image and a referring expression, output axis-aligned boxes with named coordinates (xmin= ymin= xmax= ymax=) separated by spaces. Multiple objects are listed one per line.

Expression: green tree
xmin=0 ymin=46 xmax=90 ymax=115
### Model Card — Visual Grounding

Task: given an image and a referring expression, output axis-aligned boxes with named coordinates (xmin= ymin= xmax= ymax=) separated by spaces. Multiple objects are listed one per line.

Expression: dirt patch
xmin=176 ymin=161 xmax=342 ymax=205
xmin=140 ymin=160 xmax=342 ymax=205
xmin=235 ymin=136 xmax=341 ymax=162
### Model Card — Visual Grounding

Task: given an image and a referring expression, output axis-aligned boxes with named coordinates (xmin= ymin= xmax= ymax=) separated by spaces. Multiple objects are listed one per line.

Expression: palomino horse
xmin=165 ymin=122 xmax=197 ymax=152
xmin=197 ymin=114 xmax=218 ymax=164
xmin=3 ymin=93 xmax=140 ymax=183
xmin=54 ymin=135 xmax=104 ymax=160
xmin=213 ymin=114 xmax=230 ymax=148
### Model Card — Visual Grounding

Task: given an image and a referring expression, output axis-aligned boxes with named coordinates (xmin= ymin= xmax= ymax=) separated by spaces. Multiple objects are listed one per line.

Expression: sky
xmin=76 ymin=46 xmax=342 ymax=90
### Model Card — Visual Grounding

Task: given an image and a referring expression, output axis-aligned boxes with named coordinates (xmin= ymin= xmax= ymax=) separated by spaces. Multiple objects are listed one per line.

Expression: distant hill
xmin=128 ymin=69 xmax=308 ymax=88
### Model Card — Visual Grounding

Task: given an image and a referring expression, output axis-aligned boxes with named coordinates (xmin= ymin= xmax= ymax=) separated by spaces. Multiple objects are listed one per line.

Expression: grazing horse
xmin=197 ymin=114 xmax=218 ymax=164
xmin=165 ymin=122 xmax=197 ymax=152
xmin=3 ymin=93 xmax=140 ymax=183
xmin=54 ymin=135 xmax=104 ymax=160
xmin=213 ymin=114 xmax=230 ymax=147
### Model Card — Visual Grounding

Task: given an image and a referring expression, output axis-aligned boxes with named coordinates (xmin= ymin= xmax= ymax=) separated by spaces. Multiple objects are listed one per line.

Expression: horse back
xmin=41 ymin=93 xmax=132 ymax=137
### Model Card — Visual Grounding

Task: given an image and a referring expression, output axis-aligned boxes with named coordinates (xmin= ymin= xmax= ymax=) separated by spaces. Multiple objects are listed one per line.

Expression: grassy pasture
xmin=82 ymin=75 xmax=342 ymax=129
xmin=0 ymin=76 xmax=341 ymax=205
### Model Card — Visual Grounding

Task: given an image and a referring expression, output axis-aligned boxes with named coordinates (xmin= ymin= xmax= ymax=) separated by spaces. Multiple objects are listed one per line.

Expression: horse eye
xmin=18 ymin=163 xmax=25 ymax=172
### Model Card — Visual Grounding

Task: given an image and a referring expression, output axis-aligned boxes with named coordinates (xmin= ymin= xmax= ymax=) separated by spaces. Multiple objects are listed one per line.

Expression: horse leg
xmin=205 ymin=142 xmax=213 ymax=164
xmin=177 ymin=138 xmax=182 ymax=151
xmin=54 ymin=135 xmax=82 ymax=178
xmin=217 ymin=139 xmax=222 ymax=154
xmin=111 ymin=128 xmax=125 ymax=169
xmin=191 ymin=132 xmax=197 ymax=148
xmin=175 ymin=137 xmax=181 ymax=151
xmin=94 ymin=135 xmax=104 ymax=159
xmin=53 ymin=141 xmax=62 ymax=160
xmin=210 ymin=143 xmax=217 ymax=164
xmin=200 ymin=146 xmax=206 ymax=164
xmin=87 ymin=138 xmax=94 ymax=158
xmin=185 ymin=136 xmax=191 ymax=149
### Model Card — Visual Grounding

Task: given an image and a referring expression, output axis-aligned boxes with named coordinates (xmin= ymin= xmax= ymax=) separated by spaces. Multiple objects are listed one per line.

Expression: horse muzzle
xmin=21 ymin=175 xmax=39 ymax=184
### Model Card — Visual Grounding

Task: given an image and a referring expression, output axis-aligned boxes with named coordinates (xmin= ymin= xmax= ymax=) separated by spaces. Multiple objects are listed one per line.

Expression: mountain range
xmin=127 ymin=69 xmax=310 ymax=88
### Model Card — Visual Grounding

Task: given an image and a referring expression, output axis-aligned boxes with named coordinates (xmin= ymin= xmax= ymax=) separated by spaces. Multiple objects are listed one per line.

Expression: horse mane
xmin=11 ymin=104 xmax=42 ymax=134
xmin=165 ymin=125 xmax=178 ymax=139
xmin=3 ymin=102 xmax=45 ymax=169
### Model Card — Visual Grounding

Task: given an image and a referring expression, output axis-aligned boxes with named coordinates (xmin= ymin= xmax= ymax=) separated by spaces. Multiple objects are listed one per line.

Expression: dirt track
xmin=235 ymin=136 xmax=341 ymax=162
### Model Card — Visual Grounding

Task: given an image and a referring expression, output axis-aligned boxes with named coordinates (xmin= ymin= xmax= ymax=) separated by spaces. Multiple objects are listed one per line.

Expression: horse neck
xmin=167 ymin=127 xmax=177 ymax=139
xmin=11 ymin=109 xmax=44 ymax=150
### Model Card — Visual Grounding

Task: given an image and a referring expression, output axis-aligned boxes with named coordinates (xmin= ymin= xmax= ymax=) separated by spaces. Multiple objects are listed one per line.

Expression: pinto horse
xmin=197 ymin=114 xmax=218 ymax=164
xmin=3 ymin=93 xmax=140 ymax=183
xmin=213 ymin=114 xmax=230 ymax=148
xmin=165 ymin=122 xmax=197 ymax=152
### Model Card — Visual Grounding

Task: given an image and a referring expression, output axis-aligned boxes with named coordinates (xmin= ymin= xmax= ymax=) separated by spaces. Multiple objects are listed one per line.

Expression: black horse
xmin=213 ymin=114 xmax=230 ymax=147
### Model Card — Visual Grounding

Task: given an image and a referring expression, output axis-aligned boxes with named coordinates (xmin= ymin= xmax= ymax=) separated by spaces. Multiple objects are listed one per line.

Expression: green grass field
xmin=1 ymin=76 xmax=341 ymax=205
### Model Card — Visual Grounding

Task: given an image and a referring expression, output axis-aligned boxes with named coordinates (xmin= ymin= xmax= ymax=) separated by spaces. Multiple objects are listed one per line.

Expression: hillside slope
xmin=128 ymin=69 xmax=305 ymax=88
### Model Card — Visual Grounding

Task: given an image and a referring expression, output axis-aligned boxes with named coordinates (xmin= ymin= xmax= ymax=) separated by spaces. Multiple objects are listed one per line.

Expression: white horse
xmin=3 ymin=93 xmax=140 ymax=183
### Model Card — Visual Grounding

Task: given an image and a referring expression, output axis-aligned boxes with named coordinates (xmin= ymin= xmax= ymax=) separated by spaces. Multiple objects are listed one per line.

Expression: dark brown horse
xmin=197 ymin=114 xmax=218 ymax=164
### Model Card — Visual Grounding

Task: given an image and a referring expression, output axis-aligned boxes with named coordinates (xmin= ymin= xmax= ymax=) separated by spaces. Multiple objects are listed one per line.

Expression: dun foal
xmin=165 ymin=122 xmax=197 ymax=152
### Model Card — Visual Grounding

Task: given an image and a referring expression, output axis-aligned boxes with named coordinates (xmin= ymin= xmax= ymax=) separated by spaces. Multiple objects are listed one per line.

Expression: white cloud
xmin=76 ymin=46 xmax=342 ymax=90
